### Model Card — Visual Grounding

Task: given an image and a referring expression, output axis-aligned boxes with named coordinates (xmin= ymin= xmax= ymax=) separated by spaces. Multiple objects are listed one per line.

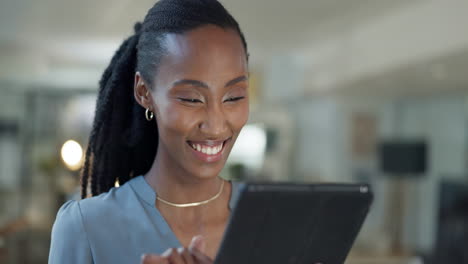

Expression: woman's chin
xmin=187 ymin=163 xmax=226 ymax=181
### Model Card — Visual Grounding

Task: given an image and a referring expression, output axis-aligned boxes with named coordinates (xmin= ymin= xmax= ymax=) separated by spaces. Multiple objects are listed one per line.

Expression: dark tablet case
xmin=215 ymin=183 xmax=373 ymax=264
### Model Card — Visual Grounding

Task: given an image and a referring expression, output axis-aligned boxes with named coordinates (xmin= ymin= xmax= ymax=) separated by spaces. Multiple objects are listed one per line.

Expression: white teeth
xmin=190 ymin=143 xmax=223 ymax=155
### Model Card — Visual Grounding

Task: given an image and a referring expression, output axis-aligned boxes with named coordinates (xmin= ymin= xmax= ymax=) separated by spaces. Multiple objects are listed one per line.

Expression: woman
xmin=48 ymin=0 xmax=249 ymax=263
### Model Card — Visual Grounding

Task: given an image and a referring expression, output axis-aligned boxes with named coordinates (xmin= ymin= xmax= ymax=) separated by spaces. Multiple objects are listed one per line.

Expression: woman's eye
xmin=178 ymin=98 xmax=202 ymax=103
xmin=224 ymin=96 xmax=245 ymax=102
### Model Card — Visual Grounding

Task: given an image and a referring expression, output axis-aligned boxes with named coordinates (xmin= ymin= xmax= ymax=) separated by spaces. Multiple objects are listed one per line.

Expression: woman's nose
xmin=199 ymin=104 xmax=228 ymax=138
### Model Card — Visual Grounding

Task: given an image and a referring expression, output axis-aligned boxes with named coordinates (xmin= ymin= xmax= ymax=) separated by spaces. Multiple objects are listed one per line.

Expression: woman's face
xmin=144 ymin=25 xmax=249 ymax=180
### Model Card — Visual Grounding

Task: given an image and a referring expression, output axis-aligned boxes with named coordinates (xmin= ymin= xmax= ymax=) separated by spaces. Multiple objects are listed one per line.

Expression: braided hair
xmin=81 ymin=0 xmax=248 ymax=198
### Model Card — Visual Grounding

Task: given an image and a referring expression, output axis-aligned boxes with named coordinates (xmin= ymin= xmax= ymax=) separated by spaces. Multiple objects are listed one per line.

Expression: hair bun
xmin=134 ymin=22 xmax=143 ymax=34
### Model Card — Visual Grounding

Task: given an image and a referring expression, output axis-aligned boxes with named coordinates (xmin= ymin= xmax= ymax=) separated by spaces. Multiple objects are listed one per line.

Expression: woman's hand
xmin=141 ymin=236 xmax=214 ymax=264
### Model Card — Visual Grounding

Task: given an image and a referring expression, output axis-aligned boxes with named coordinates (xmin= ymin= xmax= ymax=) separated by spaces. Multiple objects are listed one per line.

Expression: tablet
xmin=215 ymin=183 xmax=373 ymax=264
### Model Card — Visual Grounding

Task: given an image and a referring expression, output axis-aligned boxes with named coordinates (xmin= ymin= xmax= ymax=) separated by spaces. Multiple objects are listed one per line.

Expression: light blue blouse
xmin=48 ymin=176 xmax=242 ymax=264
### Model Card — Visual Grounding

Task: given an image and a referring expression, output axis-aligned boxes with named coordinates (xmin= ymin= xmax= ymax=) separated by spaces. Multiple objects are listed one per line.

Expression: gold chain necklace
xmin=156 ymin=180 xmax=224 ymax=208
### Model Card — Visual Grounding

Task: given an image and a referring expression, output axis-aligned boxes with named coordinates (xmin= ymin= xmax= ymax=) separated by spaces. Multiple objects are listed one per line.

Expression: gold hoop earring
xmin=145 ymin=108 xmax=154 ymax=121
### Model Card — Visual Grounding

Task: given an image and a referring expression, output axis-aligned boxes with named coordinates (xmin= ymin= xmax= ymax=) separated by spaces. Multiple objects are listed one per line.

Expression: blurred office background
xmin=1 ymin=0 xmax=468 ymax=263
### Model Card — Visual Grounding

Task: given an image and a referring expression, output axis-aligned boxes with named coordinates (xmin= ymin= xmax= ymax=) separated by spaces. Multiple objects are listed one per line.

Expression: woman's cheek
xmin=231 ymin=100 xmax=249 ymax=129
xmin=161 ymin=105 xmax=200 ymax=134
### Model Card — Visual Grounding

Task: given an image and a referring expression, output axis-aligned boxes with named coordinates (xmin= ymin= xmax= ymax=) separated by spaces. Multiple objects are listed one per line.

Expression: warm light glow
xmin=61 ymin=140 xmax=83 ymax=171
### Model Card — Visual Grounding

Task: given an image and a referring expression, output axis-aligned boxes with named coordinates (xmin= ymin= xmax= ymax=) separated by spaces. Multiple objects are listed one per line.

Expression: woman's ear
xmin=134 ymin=72 xmax=153 ymax=110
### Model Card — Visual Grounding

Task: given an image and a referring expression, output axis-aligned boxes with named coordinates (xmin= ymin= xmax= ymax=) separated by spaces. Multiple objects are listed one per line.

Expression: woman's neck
xmin=143 ymin=147 xmax=232 ymax=253
xmin=144 ymin=147 xmax=225 ymax=206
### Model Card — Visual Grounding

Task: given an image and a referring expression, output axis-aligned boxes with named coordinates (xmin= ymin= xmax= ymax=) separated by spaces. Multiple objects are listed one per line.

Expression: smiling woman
xmin=137 ymin=25 xmax=249 ymax=180
xmin=48 ymin=1 xmax=249 ymax=264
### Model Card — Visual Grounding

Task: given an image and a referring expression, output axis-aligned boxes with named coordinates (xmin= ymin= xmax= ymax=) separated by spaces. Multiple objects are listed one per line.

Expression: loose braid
xmin=81 ymin=0 xmax=248 ymax=198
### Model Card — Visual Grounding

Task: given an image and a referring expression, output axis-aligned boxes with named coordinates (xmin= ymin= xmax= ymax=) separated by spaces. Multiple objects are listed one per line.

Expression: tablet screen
xmin=215 ymin=183 xmax=373 ymax=264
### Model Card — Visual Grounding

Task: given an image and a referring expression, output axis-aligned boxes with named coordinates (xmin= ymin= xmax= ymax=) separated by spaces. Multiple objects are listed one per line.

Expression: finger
xmin=188 ymin=235 xmax=206 ymax=253
xmin=190 ymin=248 xmax=214 ymax=264
xmin=141 ymin=254 xmax=169 ymax=264
xmin=179 ymin=247 xmax=195 ymax=264
xmin=166 ymin=248 xmax=185 ymax=264
xmin=161 ymin=248 xmax=172 ymax=257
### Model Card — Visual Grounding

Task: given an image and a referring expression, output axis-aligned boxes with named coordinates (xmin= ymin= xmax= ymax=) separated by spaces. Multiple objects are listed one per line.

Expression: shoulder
xmin=53 ymin=181 xmax=134 ymax=231
xmin=79 ymin=186 xmax=122 ymax=214
xmin=78 ymin=181 xmax=143 ymax=224
xmin=49 ymin=200 xmax=93 ymax=263
xmin=49 ymin=178 xmax=147 ymax=263
xmin=51 ymin=200 xmax=85 ymax=236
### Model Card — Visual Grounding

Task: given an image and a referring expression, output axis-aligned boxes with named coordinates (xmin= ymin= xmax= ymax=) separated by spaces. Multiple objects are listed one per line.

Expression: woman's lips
xmin=186 ymin=139 xmax=229 ymax=163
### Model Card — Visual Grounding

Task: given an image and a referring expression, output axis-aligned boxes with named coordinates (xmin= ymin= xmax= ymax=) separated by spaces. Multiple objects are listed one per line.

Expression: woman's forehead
xmin=162 ymin=26 xmax=246 ymax=67
xmin=154 ymin=25 xmax=248 ymax=86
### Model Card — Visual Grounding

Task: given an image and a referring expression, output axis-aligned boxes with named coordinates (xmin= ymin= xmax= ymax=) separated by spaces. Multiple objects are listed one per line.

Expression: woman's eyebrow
xmin=225 ymin=75 xmax=247 ymax=87
xmin=172 ymin=79 xmax=209 ymax=88
xmin=171 ymin=75 xmax=248 ymax=89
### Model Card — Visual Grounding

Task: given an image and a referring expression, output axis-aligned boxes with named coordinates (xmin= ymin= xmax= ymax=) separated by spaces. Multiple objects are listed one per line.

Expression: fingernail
xmin=189 ymin=235 xmax=206 ymax=252
xmin=191 ymin=235 xmax=204 ymax=244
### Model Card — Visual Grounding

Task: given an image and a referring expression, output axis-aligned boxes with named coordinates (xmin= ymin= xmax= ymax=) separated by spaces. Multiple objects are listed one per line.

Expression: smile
xmin=189 ymin=143 xmax=223 ymax=155
xmin=186 ymin=139 xmax=230 ymax=163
